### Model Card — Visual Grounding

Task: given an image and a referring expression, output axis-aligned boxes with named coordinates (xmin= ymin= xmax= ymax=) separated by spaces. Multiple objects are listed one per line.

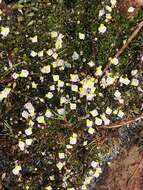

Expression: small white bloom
xmin=87 ymin=60 xmax=95 ymax=67
xmin=12 ymin=165 xmax=22 ymax=175
xmin=0 ymin=88 xmax=11 ymax=101
xmin=105 ymin=107 xmax=112 ymax=115
xmin=117 ymin=110 xmax=124 ymax=118
xmin=98 ymin=9 xmax=105 ymax=18
xmin=56 ymin=162 xmax=65 ymax=170
xmin=45 ymin=109 xmax=53 ymax=118
xmin=128 ymin=6 xmax=135 ymax=13
xmin=25 ymin=139 xmax=33 ymax=146
xmin=72 ymin=51 xmax=79 ymax=60
xmin=70 ymin=133 xmax=77 ymax=145
xmin=90 ymin=109 xmax=98 ymax=117
xmin=88 ymin=127 xmax=95 ymax=135
xmin=41 ymin=65 xmax=51 ymax=74
xmin=19 ymin=69 xmax=29 ymax=78
xmin=95 ymin=117 xmax=102 ymax=126
xmin=36 ymin=116 xmax=45 ymax=124
xmin=131 ymin=69 xmax=138 ymax=76
xmin=1 ymin=26 xmax=10 ymax=37
xmin=38 ymin=50 xmax=44 ymax=57
xmin=79 ymin=33 xmax=85 ymax=40
xmin=131 ymin=78 xmax=139 ymax=86
xmin=53 ymin=75 xmax=59 ymax=82
xmin=30 ymin=50 xmax=37 ymax=57
xmin=25 ymin=127 xmax=32 ymax=136
xmin=46 ymin=92 xmax=53 ymax=99
xmin=91 ymin=161 xmax=98 ymax=168
xmin=57 ymin=108 xmax=65 ymax=115
xmin=47 ymin=49 xmax=53 ymax=56
xmin=18 ymin=141 xmax=25 ymax=151
xmin=110 ymin=57 xmax=119 ymax=65
xmin=98 ymin=24 xmax=107 ymax=34
xmin=70 ymin=103 xmax=76 ymax=110
xmin=51 ymin=31 xmax=58 ymax=38
xmin=24 ymin=102 xmax=35 ymax=116
xmin=30 ymin=35 xmax=38 ymax=43
xmin=58 ymin=153 xmax=65 ymax=159
xmin=114 ymin=90 xmax=121 ymax=99
xmin=70 ymin=74 xmax=79 ymax=82
xmin=86 ymin=119 xmax=93 ymax=127
xmin=22 ymin=110 xmax=29 ymax=119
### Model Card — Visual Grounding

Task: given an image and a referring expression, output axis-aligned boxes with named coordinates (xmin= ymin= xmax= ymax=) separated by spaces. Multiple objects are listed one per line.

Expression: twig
xmin=101 ymin=113 xmax=143 ymax=129
xmin=100 ymin=20 xmax=143 ymax=78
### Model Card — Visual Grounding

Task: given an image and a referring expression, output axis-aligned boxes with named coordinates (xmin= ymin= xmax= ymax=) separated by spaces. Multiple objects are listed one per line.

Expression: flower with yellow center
xmin=95 ymin=66 xmax=102 ymax=76
xmin=41 ymin=65 xmax=51 ymax=74
xmin=30 ymin=35 xmax=38 ymax=43
xmin=46 ymin=92 xmax=53 ymax=99
xmin=36 ymin=116 xmax=45 ymax=124
xmin=131 ymin=79 xmax=139 ymax=86
xmin=110 ymin=57 xmax=119 ymax=65
xmin=1 ymin=26 xmax=10 ymax=37
xmin=98 ymin=24 xmax=107 ymax=34
xmin=70 ymin=74 xmax=79 ymax=82
xmin=0 ymin=88 xmax=11 ymax=101
xmin=47 ymin=49 xmax=53 ymax=56
xmin=19 ymin=69 xmax=29 ymax=78
xmin=95 ymin=117 xmax=102 ymax=126
xmin=12 ymin=165 xmax=22 ymax=175
xmin=86 ymin=119 xmax=93 ymax=127
xmin=51 ymin=31 xmax=58 ymax=38
xmin=88 ymin=127 xmax=95 ymax=135
xmin=70 ymin=133 xmax=77 ymax=145
xmin=79 ymin=32 xmax=85 ymax=40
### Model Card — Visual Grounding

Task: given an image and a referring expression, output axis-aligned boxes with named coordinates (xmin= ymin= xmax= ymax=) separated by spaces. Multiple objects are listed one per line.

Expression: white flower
xmin=117 ymin=110 xmax=124 ymax=118
xmin=105 ymin=107 xmax=112 ymax=115
xmin=53 ymin=75 xmax=59 ymax=81
xmin=24 ymin=102 xmax=35 ymax=116
xmin=101 ymin=114 xmax=110 ymax=125
xmin=98 ymin=24 xmax=107 ymax=34
xmin=95 ymin=117 xmax=102 ymax=126
xmin=128 ymin=6 xmax=135 ymax=13
xmin=88 ymin=127 xmax=95 ymax=135
xmin=56 ymin=162 xmax=65 ymax=170
xmin=70 ymin=74 xmax=79 ymax=82
xmin=119 ymin=77 xmax=130 ymax=85
xmin=79 ymin=33 xmax=85 ymax=40
xmin=91 ymin=161 xmax=98 ymax=168
xmin=70 ymin=103 xmax=76 ymax=110
xmin=0 ymin=88 xmax=11 ymax=101
xmin=60 ymin=97 xmax=67 ymax=104
xmin=47 ymin=49 xmax=53 ymax=56
xmin=131 ymin=69 xmax=138 ymax=76
xmin=98 ymin=9 xmax=105 ymax=18
xmin=41 ymin=65 xmax=51 ymax=74
xmin=30 ymin=50 xmax=37 ymax=57
xmin=18 ymin=141 xmax=25 ymax=151
xmin=30 ymin=35 xmax=38 ymax=43
xmin=58 ymin=153 xmax=65 ymax=159
xmin=25 ymin=139 xmax=33 ymax=146
xmin=131 ymin=79 xmax=139 ymax=86
xmin=46 ymin=92 xmax=53 ymax=99
xmin=22 ymin=110 xmax=29 ymax=119
xmin=93 ymin=167 xmax=102 ymax=178
xmin=70 ymin=133 xmax=77 ymax=145
xmin=19 ymin=69 xmax=29 ymax=78
xmin=90 ymin=109 xmax=98 ymax=117
xmin=87 ymin=60 xmax=95 ymax=67
xmin=1 ymin=26 xmax=10 ymax=37
xmin=36 ymin=116 xmax=45 ymax=124
xmin=57 ymin=80 xmax=64 ymax=88
xmin=38 ymin=50 xmax=44 ymax=57
xmin=111 ymin=0 xmax=117 ymax=7
xmin=12 ymin=72 xmax=19 ymax=79
xmin=95 ymin=66 xmax=102 ymax=76
xmin=114 ymin=90 xmax=121 ymax=99
xmin=110 ymin=57 xmax=119 ymax=65
xmin=45 ymin=109 xmax=52 ymax=118
xmin=71 ymin=84 xmax=78 ymax=92
xmin=25 ymin=127 xmax=32 ymax=136
xmin=72 ymin=51 xmax=79 ymax=60
xmin=86 ymin=119 xmax=93 ymax=127
xmin=51 ymin=31 xmax=58 ymax=38
xmin=57 ymin=108 xmax=65 ymax=115
xmin=12 ymin=165 xmax=22 ymax=175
